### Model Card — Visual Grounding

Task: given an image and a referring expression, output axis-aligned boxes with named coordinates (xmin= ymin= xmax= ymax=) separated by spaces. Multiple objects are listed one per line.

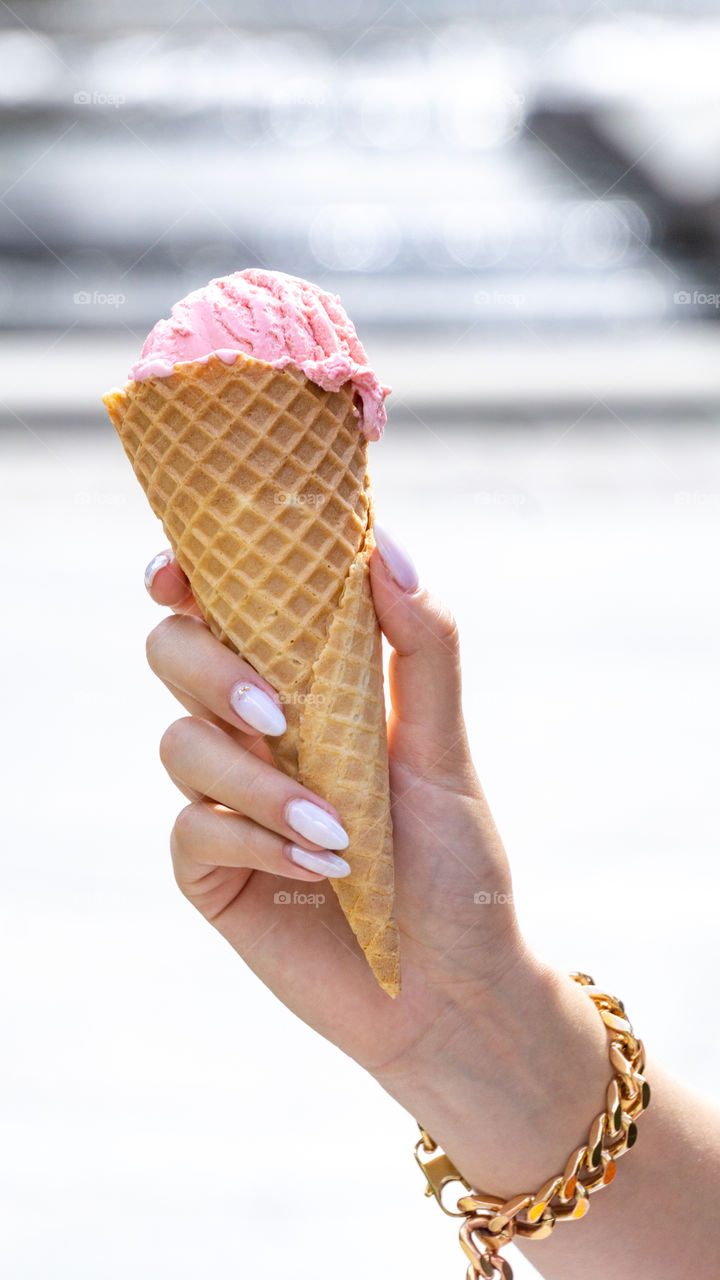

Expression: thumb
xmin=370 ymin=525 xmax=474 ymax=784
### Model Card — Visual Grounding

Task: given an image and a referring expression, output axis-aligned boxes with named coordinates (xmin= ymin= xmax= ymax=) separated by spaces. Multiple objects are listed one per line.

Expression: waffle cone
xmin=104 ymin=354 xmax=399 ymax=996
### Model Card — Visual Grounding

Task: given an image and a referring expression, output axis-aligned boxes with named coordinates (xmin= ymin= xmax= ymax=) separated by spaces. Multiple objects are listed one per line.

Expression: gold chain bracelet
xmin=414 ymin=972 xmax=650 ymax=1280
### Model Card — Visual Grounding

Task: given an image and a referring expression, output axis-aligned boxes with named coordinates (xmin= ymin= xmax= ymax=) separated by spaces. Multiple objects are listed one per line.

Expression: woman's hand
xmin=143 ymin=531 xmax=608 ymax=1197
xmin=145 ymin=527 xmax=522 ymax=1022
xmin=142 ymin=535 xmax=720 ymax=1280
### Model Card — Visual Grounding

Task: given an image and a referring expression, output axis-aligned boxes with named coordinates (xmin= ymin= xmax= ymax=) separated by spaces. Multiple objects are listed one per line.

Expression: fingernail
xmin=144 ymin=550 xmax=172 ymax=592
xmin=286 ymin=799 xmax=349 ymax=851
xmin=230 ymin=683 xmax=287 ymax=737
xmin=374 ymin=524 xmax=419 ymax=591
xmin=286 ymin=845 xmax=351 ymax=878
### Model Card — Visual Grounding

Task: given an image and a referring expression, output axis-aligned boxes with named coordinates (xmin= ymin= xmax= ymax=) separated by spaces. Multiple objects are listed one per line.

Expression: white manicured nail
xmin=286 ymin=845 xmax=351 ymax=878
xmin=230 ymin=683 xmax=287 ymax=736
xmin=144 ymin=550 xmax=172 ymax=591
xmin=374 ymin=524 xmax=419 ymax=591
xmin=286 ymin=799 xmax=349 ymax=851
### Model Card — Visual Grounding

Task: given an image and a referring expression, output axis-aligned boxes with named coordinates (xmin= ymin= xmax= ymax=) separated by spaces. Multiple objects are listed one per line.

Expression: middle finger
xmin=159 ymin=716 xmax=350 ymax=854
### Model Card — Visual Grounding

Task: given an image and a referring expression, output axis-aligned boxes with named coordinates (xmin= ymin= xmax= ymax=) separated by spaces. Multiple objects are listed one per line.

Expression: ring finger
xmin=159 ymin=716 xmax=351 ymax=858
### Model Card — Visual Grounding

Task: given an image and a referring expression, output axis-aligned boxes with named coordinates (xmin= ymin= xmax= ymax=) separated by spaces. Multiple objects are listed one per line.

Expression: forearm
xmin=515 ymin=1058 xmax=720 ymax=1277
xmin=376 ymin=950 xmax=720 ymax=1277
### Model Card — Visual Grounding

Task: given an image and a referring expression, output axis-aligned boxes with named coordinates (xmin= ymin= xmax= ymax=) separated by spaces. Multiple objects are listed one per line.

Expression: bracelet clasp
xmin=414 ymin=1128 xmax=469 ymax=1217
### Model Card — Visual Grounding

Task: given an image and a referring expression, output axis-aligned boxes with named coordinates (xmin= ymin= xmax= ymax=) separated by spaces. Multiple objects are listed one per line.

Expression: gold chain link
xmin=414 ymin=972 xmax=650 ymax=1279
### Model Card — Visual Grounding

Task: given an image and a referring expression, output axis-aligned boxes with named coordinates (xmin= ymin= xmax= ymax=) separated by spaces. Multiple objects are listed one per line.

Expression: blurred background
xmin=2 ymin=1 xmax=719 ymax=1277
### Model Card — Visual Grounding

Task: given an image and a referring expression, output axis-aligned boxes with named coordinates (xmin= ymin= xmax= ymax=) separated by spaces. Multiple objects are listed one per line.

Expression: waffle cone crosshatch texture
xmin=104 ymin=352 xmax=400 ymax=996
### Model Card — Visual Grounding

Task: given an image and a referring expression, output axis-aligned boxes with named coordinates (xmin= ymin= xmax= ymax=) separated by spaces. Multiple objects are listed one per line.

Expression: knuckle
xmin=427 ymin=596 xmax=460 ymax=651
xmin=170 ymin=835 xmax=196 ymax=904
xmin=145 ymin=612 xmax=182 ymax=672
xmin=158 ymin=715 xmax=199 ymax=769
xmin=171 ymin=801 xmax=201 ymax=856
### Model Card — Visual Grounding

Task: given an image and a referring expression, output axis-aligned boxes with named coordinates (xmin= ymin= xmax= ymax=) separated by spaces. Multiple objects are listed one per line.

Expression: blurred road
xmin=4 ymin=4 xmax=720 ymax=336
xmin=2 ymin=407 xmax=719 ymax=1279
xmin=4 ymin=323 xmax=720 ymax=422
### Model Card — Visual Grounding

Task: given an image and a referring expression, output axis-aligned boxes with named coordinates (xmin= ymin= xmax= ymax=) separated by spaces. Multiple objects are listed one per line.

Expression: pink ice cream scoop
xmin=129 ymin=268 xmax=390 ymax=441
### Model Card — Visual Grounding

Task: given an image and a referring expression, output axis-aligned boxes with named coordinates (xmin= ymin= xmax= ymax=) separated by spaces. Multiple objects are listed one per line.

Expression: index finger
xmin=144 ymin=549 xmax=202 ymax=617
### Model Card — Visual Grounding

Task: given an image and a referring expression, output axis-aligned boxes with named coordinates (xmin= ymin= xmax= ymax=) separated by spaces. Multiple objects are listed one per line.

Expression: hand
xmin=142 ymin=541 xmax=720 ymax=1280
xmin=144 ymin=532 xmax=607 ymax=1196
xmin=145 ymin=530 xmax=524 ymax=1016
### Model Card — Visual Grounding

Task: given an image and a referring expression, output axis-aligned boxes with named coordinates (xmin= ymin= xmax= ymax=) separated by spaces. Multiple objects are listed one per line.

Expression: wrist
xmin=375 ymin=944 xmax=610 ymax=1197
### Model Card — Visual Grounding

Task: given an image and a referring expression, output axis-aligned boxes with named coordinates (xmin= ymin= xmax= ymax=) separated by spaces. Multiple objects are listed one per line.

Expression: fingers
xmin=144 ymin=548 xmax=202 ymax=616
xmin=156 ymin=675 xmax=275 ymax=763
xmin=159 ymin=716 xmax=350 ymax=855
xmin=147 ymin=613 xmax=287 ymax=739
xmin=370 ymin=524 xmax=474 ymax=782
xmin=170 ymin=800 xmax=349 ymax=883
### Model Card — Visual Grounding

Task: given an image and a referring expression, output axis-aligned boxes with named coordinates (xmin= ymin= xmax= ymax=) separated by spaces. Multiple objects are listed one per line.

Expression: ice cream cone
xmin=104 ymin=353 xmax=399 ymax=996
